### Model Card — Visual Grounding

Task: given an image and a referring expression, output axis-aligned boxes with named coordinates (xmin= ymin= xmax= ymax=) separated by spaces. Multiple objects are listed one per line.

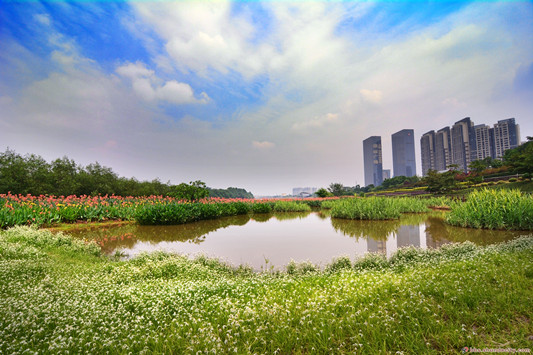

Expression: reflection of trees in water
xmin=330 ymin=213 xmax=429 ymax=241
xmin=273 ymin=212 xmax=311 ymax=221
xmin=424 ymin=216 xmax=521 ymax=246
xmin=250 ymin=213 xmax=273 ymax=223
xmin=69 ymin=215 xmax=252 ymax=253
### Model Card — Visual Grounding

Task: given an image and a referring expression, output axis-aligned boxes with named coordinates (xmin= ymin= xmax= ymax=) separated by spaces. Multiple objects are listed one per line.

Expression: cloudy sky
xmin=1 ymin=1 xmax=532 ymax=196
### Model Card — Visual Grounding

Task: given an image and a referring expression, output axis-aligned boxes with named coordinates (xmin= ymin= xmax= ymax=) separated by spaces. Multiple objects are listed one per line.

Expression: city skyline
xmin=421 ymin=117 xmax=521 ymax=176
xmin=1 ymin=1 xmax=532 ymax=195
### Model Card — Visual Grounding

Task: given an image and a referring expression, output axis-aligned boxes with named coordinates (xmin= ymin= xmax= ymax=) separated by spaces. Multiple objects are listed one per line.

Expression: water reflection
xmin=67 ymin=212 xmax=522 ymax=270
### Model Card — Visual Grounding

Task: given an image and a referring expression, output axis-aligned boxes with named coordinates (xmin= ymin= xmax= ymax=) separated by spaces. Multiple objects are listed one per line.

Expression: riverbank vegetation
xmin=1 ymin=227 xmax=532 ymax=354
xmin=447 ymin=189 xmax=533 ymax=230
xmin=329 ymin=196 xmax=446 ymax=220
xmin=0 ymin=193 xmax=339 ymax=228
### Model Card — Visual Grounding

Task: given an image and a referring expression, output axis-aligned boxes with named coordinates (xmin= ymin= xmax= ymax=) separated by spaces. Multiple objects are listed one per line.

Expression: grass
xmin=272 ymin=200 xmax=312 ymax=212
xmin=446 ymin=188 xmax=533 ymax=230
xmin=328 ymin=196 xmax=436 ymax=220
xmin=1 ymin=227 xmax=532 ymax=354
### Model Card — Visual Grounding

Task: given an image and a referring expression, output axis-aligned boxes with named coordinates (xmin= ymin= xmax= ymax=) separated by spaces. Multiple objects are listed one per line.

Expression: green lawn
xmin=1 ymin=226 xmax=532 ymax=354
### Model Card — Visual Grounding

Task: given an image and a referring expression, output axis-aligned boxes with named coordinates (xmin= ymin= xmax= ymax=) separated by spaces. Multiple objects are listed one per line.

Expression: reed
xmin=446 ymin=188 xmax=533 ymax=230
xmin=330 ymin=197 xmax=402 ymax=220
xmin=272 ymin=200 xmax=311 ymax=212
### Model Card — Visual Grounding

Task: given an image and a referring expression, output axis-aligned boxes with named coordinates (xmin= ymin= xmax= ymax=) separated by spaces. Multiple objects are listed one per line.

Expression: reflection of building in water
xmin=367 ymin=238 xmax=386 ymax=253
xmin=425 ymin=232 xmax=448 ymax=249
xmin=396 ymin=225 xmax=420 ymax=248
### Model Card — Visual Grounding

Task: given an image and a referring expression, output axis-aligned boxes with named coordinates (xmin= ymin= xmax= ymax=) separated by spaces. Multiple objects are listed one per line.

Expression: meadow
xmin=1 ymin=226 xmax=532 ymax=354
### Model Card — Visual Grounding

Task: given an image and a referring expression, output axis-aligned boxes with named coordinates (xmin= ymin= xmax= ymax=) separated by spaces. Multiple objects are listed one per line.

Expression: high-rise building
xmin=419 ymin=117 xmax=521 ymax=175
xmin=391 ymin=129 xmax=416 ymax=177
xmin=493 ymin=118 xmax=521 ymax=158
xmin=473 ymin=124 xmax=493 ymax=160
xmin=434 ymin=127 xmax=452 ymax=171
xmin=382 ymin=169 xmax=391 ymax=181
xmin=451 ymin=117 xmax=475 ymax=172
xmin=363 ymin=136 xmax=383 ymax=186
xmin=420 ymin=130 xmax=435 ymax=176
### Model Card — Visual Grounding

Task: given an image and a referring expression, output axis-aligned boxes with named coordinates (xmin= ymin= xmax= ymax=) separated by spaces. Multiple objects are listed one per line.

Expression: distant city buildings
xmin=292 ymin=187 xmax=317 ymax=196
xmin=382 ymin=169 xmax=391 ymax=180
xmin=391 ymin=129 xmax=416 ymax=177
xmin=363 ymin=136 xmax=383 ymax=186
xmin=420 ymin=117 xmax=521 ymax=175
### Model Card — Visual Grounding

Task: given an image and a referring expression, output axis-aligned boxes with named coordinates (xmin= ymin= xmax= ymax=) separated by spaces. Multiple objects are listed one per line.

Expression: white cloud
xmin=252 ymin=141 xmax=275 ymax=150
xmin=292 ymin=113 xmax=339 ymax=131
xmin=34 ymin=14 xmax=51 ymax=26
xmin=116 ymin=61 xmax=210 ymax=105
xmin=360 ymin=90 xmax=383 ymax=104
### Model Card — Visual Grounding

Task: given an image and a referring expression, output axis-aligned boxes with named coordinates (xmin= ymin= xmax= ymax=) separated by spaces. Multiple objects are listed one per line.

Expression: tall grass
xmin=1 ymin=227 xmax=532 ymax=354
xmin=330 ymin=197 xmax=402 ymax=220
xmin=328 ymin=197 xmax=439 ymax=220
xmin=272 ymin=200 xmax=311 ymax=212
xmin=446 ymin=188 xmax=533 ymax=230
xmin=135 ymin=201 xmax=252 ymax=225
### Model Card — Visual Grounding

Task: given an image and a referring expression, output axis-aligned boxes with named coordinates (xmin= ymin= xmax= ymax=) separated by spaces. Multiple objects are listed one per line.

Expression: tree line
xmin=0 ymin=149 xmax=254 ymax=198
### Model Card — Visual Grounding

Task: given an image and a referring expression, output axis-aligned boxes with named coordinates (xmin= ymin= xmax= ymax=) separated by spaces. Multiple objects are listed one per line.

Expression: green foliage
xmin=330 ymin=197 xmax=401 ymax=220
xmin=327 ymin=182 xmax=346 ymax=196
xmin=503 ymin=137 xmax=533 ymax=174
xmin=423 ymin=169 xmax=457 ymax=193
xmin=315 ymin=188 xmax=332 ymax=198
xmin=272 ymin=200 xmax=311 ymax=212
xmin=0 ymin=149 xmax=253 ymax=197
xmin=250 ymin=202 xmax=273 ymax=214
xmin=446 ymin=188 xmax=533 ymax=230
xmin=1 ymin=227 xmax=533 ymax=354
xmin=208 ymin=187 xmax=254 ymax=199
xmin=170 ymin=180 xmax=209 ymax=202
xmin=135 ymin=201 xmax=253 ymax=225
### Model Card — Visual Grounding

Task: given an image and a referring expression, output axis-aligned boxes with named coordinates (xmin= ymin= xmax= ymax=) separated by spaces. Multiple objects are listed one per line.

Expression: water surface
xmin=67 ymin=212 xmax=523 ymax=270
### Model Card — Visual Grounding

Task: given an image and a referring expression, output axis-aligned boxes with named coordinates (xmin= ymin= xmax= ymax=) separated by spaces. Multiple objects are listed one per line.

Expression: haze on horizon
xmin=1 ymin=0 xmax=532 ymax=196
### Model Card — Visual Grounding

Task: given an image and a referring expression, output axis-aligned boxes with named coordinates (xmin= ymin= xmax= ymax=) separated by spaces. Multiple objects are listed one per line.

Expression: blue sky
xmin=1 ymin=0 xmax=532 ymax=195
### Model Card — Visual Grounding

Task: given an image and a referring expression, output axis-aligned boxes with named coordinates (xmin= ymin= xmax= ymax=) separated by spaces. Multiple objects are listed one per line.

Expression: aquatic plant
xmin=446 ymin=188 xmax=533 ymax=230
xmin=330 ymin=197 xmax=402 ymax=220
xmin=272 ymin=200 xmax=312 ymax=212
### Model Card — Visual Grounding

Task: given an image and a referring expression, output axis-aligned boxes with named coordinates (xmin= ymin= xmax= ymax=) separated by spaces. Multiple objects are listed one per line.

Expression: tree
xmin=315 ymin=188 xmax=332 ymax=198
xmin=503 ymin=137 xmax=533 ymax=175
xmin=424 ymin=169 xmax=457 ymax=193
xmin=171 ymin=180 xmax=209 ymax=201
xmin=328 ymin=183 xmax=345 ymax=197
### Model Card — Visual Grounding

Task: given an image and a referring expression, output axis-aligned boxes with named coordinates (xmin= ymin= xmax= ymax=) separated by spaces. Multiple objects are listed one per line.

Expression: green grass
xmin=328 ymin=197 xmax=434 ymax=220
xmin=272 ymin=200 xmax=312 ymax=212
xmin=447 ymin=188 xmax=533 ymax=230
xmin=2 ymin=227 xmax=532 ymax=354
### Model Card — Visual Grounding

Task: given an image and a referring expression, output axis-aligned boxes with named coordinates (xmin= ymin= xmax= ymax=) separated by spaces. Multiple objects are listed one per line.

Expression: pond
xmin=66 ymin=211 xmax=523 ymax=270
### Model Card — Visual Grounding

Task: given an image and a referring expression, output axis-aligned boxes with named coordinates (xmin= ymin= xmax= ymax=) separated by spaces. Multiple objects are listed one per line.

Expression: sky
xmin=1 ymin=0 xmax=532 ymax=196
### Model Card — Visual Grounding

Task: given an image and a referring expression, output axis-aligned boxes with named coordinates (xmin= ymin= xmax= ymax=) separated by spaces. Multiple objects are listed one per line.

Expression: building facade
xmin=419 ymin=117 xmax=521 ymax=176
xmin=434 ymin=127 xmax=452 ymax=172
xmin=420 ymin=130 xmax=435 ymax=176
xmin=363 ymin=136 xmax=383 ymax=187
xmin=473 ymin=124 xmax=493 ymax=161
xmin=493 ymin=118 xmax=521 ymax=158
xmin=451 ymin=117 xmax=475 ymax=172
xmin=391 ymin=129 xmax=416 ymax=177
